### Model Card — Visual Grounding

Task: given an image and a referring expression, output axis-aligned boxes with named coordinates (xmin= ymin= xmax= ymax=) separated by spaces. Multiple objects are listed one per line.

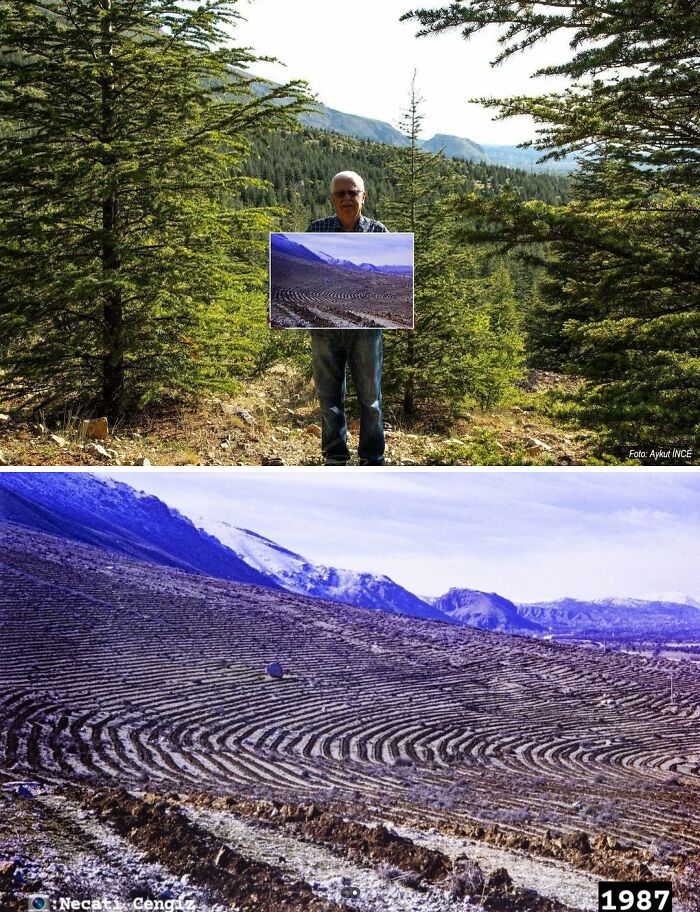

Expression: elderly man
xmin=307 ymin=170 xmax=387 ymax=466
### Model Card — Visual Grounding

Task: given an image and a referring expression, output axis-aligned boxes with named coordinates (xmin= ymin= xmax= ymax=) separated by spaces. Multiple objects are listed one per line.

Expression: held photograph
xmin=1 ymin=470 xmax=700 ymax=911
xmin=0 ymin=0 xmax=697 ymax=466
xmin=269 ymin=233 xmax=414 ymax=330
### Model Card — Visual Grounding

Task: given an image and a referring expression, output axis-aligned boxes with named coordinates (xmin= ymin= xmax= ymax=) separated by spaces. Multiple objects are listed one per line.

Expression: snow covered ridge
xmin=200 ymin=520 xmax=449 ymax=623
xmin=1 ymin=472 xmax=699 ymax=637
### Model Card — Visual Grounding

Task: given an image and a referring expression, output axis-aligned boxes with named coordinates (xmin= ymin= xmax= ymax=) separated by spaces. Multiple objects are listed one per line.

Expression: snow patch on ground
xmin=387 ymin=821 xmax=599 ymax=911
xmin=185 ymin=803 xmax=478 ymax=912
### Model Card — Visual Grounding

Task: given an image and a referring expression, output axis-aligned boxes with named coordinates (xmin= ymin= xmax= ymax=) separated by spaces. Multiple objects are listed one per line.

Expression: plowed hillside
xmin=1 ymin=522 xmax=699 ymax=910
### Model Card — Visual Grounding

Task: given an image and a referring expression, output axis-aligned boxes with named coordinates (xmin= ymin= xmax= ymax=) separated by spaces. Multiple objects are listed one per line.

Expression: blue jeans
xmin=311 ymin=330 xmax=385 ymax=464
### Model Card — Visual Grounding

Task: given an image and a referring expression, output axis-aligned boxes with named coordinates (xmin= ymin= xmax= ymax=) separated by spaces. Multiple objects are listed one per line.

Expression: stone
xmin=486 ymin=867 xmax=513 ymax=891
xmin=81 ymin=417 xmax=109 ymax=440
xmin=220 ymin=403 xmax=256 ymax=428
xmin=133 ymin=457 xmax=151 ymax=466
xmin=261 ymin=455 xmax=285 ymax=466
xmin=213 ymin=845 xmax=234 ymax=868
xmin=265 ymin=662 xmax=284 ymax=680
xmin=50 ymin=434 xmax=67 ymax=447
xmin=303 ymin=804 xmax=320 ymax=821
xmin=526 ymin=436 xmax=552 ymax=452
xmin=0 ymin=413 xmax=9 ymax=422
xmin=561 ymin=831 xmax=592 ymax=854
xmin=86 ymin=443 xmax=111 ymax=460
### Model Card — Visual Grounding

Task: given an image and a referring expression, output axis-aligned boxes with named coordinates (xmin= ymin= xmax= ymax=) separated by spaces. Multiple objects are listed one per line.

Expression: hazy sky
xmin=287 ymin=233 xmax=413 ymax=266
xmin=105 ymin=470 xmax=700 ymax=603
xmin=233 ymin=0 xmax=571 ymax=145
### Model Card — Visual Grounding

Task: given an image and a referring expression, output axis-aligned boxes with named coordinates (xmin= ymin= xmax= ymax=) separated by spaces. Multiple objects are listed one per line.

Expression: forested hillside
xmin=241 ymin=127 xmax=570 ymax=217
xmin=404 ymin=0 xmax=700 ymax=454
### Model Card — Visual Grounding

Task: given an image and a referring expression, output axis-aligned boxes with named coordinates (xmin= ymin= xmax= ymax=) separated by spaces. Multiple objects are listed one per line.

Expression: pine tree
xmin=0 ymin=0 xmax=308 ymax=419
xmin=403 ymin=0 xmax=700 ymax=451
xmin=472 ymin=263 xmax=524 ymax=411
xmin=383 ymin=76 xmax=523 ymax=422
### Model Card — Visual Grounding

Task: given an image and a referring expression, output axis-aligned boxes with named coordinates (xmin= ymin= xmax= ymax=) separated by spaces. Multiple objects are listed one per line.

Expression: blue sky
xmin=106 ymin=470 xmax=700 ymax=603
xmin=289 ymin=233 xmax=413 ymax=267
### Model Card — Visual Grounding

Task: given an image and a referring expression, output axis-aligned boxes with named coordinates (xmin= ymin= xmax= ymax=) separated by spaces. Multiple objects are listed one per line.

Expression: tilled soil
xmin=216 ymin=797 xmax=452 ymax=881
xmin=3 ymin=527 xmax=699 ymax=910
xmin=83 ymin=788 xmax=350 ymax=912
xmin=0 ymin=783 xmax=586 ymax=912
xmin=187 ymin=796 xmax=581 ymax=912
xmin=0 ymin=783 xmax=229 ymax=912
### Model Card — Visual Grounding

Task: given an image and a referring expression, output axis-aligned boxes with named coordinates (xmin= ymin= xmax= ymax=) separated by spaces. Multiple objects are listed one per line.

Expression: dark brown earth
xmin=202 ymin=796 xmax=453 ymax=882
xmin=83 ymin=788 xmax=350 ymax=912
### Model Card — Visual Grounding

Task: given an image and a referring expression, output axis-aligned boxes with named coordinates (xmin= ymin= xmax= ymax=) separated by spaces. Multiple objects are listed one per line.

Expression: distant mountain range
xmin=238 ymin=71 xmax=576 ymax=174
xmin=272 ymin=234 xmax=412 ymax=276
xmin=516 ymin=597 xmax=700 ymax=636
xmin=1 ymin=473 xmax=698 ymax=638
xmin=290 ymin=91 xmax=576 ymax=175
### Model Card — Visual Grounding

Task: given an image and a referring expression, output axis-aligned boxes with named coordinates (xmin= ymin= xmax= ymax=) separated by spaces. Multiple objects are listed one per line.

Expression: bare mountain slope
xmin=0 ymin=472 xmax=276 ymax=589
xmin=435 ymin=588 xmax=543 ymax=635
xmin=1 ymin=521 xmax=699 ymax=912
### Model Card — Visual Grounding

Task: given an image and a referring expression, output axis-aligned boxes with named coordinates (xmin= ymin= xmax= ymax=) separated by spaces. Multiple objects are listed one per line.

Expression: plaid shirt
xmin=307 ymin=214 xmax=388 ymax=233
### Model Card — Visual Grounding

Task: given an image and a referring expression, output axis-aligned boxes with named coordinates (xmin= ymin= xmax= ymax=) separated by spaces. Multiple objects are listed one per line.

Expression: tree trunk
xmin=102 ymin=195 xmax=123 ymax=418
xmin=403 ymin=333 xmax=416 ymax=418
xmin=100 ymin=0 xmax=124 ymax=419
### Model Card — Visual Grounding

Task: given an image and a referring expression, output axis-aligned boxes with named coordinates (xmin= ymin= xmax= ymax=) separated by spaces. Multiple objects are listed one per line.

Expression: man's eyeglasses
xmin=333 ymin=189 xmax=363 ymax=198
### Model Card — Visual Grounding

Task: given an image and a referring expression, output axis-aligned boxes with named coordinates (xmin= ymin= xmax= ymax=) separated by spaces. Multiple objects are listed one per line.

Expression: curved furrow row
xmin=3 ymin=525 xmax=700 ymax=856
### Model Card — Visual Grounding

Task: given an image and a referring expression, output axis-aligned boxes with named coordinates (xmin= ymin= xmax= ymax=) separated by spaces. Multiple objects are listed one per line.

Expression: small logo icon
xmin=29 ymin=897 xmax=50 ymax=912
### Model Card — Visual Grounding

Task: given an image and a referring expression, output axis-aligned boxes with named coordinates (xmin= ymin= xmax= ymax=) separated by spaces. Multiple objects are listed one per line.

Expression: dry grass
xmin=0 ymin=367 xmax=595 ymax=466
